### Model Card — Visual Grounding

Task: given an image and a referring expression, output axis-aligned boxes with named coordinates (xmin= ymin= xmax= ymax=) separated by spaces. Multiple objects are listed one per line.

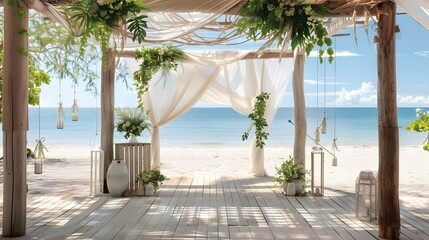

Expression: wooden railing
xmin=114 ymin=143 xmax=151 ymax=192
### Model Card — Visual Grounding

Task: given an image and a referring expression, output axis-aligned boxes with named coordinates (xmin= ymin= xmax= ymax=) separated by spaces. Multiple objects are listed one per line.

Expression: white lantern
xmin=355 ymin=170 xmax=377 ymax=222
xmin=34 ymin=158 xmax=43 ymax=174
xmin=90 ymin=147 xmax=104 ymax=196
xmin=311 ymin=147 xmax=324 ymax=196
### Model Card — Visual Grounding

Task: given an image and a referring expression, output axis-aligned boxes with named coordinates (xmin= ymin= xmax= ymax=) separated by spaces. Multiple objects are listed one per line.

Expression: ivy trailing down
xmin=242 ymin=92 xmax=270 ymax=148
xmin=236 ymin=0 xmax=334 ymax=63
xmin=407 ymin=108 xmax=429 ymax=151
xmin=133 ymin=45 xmax=185 ymax=108
xmin=66 ymin=0 xmax=148 ymax=64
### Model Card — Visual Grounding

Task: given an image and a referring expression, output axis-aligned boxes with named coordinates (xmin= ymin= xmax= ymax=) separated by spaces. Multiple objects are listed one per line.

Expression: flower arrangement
xmin=273 ymin=156 xmax=306 ymax=184
xmin=66 ymin=0 xmax=148 ymax=63
xmin=133 ymin=45 xmax=185 ymax=107
xmin=407 ymin=108 xmax=429 ymax=151
xmin=236 ymin=0 xmax=334 ymax=63
xmin=115 ymin=107 xmax=151 ymax=139
xmin=135 ymin=169 xmax=166 ymax=193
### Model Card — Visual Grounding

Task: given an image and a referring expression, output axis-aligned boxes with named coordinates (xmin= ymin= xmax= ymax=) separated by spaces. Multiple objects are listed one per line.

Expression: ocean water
xmin=0 ymin=107 xmax=426 ymax=148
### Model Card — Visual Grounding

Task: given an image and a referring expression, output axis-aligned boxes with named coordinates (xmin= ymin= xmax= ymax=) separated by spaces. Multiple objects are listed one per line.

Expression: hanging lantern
xmin=33 ymin=137 xmax=48 ymax=174
xmin=331 ymin=137 xmax=339 ymax=166
xmin=57 ymin=102 xmax=65 ymax=129
xmin=355 ymin=170 xmax=377 ymax=222
xmin=320 ymin=116 xmax=327 ymax=134
xmin=310 ymin=147 xmax=324 ymax=196
xmin=90 ymin=146 xmax=104 ymax=196
xmin=314 ymin=127 xmax=320 ymax=146
xmin=71 ymin=99 xmax=79 ymax=121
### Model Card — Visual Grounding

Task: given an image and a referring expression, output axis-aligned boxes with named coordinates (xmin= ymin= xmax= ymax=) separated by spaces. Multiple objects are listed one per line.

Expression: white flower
xmin=97 ymin=0 xmax=105 ymax=5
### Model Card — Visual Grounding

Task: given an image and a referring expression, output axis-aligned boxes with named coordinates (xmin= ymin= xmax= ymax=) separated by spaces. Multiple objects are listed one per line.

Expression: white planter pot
xmin=145 ymin=183 xmax=154 ymax=196
xmin=107 ymin=160 xmax=129 ymax=197
xmin=292 ymin=179 xmax=304 ymax=196
xmin=286 ymin=182 xmax=296 ymax=196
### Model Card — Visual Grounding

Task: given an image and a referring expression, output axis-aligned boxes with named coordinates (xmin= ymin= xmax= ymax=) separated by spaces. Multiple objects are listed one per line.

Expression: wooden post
xmin=101 ymin=48 xmax=116 ymax=193
xmin=377 ymin=1 xmax=400 ymax=239
xmin=3 ymin=1 xmax=29 ymax=236
xmin=293 ymin=48 xmax=307 ymax=166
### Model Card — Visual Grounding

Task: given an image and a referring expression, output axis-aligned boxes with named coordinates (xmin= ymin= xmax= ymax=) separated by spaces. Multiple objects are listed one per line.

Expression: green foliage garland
xmin=407 ymin=108 xmax=429 ymax=151
xmin=242 ymin=92 xmax=270 ymax=148
xmin=66 ymin=0 xmax=148 ymax=64
xmin=237 ymin=0 xmax=334 ymax=63
xmin=133 ymin=45 xmax=185 ymax=108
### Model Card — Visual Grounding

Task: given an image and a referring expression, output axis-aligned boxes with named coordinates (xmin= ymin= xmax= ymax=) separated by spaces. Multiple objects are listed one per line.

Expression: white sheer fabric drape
xmin=396 ymin=0 xmax=429 ymax=31
xmin=124 ymin=51 xmax=248 ymax=169
xmin=203 ymin=59 xmax=294 ymax=176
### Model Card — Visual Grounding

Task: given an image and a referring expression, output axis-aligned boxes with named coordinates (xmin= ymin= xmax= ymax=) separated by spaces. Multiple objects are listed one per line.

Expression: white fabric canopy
xmin=396 ymin=0 xmax=429 ymax=31
xmin=125 ymin=51 xmax=293 ymax=175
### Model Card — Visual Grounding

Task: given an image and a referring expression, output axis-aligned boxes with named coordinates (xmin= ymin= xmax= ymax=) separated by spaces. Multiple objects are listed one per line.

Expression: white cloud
xmin=397 ymin=95 xmax=429 ymax=105
xmin=336 ymin=82 xmax=376 ymax=105
xmin=414 ymin=51 xmax=429 ymax=58
xmin=308 ymin=50 xmax=361 ymax=58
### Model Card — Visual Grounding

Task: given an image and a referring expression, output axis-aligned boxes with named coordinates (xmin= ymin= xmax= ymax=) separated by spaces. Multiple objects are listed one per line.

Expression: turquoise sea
xmin=0 ymin=107 xmax=427 ymax=148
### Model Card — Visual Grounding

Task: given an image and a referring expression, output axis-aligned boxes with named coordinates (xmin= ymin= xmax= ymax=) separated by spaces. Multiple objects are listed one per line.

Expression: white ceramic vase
xmin=145 ymin=182 xmax=154 ymax=196
xmin=106 ymin=160 xmax=129 ymax=197
xmin=129 ymin=134 xmax=138 ymax=143
xmin=292 ymin=179 xmax=304 ymax=196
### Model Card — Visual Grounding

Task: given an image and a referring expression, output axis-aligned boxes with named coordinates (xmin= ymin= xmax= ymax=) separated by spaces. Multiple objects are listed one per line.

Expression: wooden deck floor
xmin=1 ymin=175 xmax=429 ymax=239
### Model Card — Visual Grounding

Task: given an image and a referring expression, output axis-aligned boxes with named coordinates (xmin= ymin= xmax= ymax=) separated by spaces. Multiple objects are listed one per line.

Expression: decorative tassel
xmin=71 ymin=99 xmax=79 ymax=121
xmin=314 ymin=127 xmax=320 ymax=146
xmin=331 ymin=137 xmax=340 ymax=166
xmin=57 ymin=102 xmax=65 ymax=129
xmin=34 ymin=137 xmax=48 ymax=160
xmin=320 ymin=116 xmax=327 ymax=134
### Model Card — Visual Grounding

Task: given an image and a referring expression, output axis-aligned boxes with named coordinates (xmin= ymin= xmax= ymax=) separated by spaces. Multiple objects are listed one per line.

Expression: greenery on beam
xmin=236 ymin=0 xmax=334 ymax=63
xmin=133 ymin=45 xmax=185 ymax=108
xmin=242 ymin=92 xmax=270 ymax=148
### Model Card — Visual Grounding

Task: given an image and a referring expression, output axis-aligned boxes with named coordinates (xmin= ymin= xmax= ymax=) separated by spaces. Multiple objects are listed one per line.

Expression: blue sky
xmin=39 ymin=13 xmax=429 ymax=108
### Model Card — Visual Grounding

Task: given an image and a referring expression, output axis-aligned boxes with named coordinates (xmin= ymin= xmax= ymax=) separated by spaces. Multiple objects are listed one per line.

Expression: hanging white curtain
xmin=396 ymin=0 xmax=429 ymax=31
xmin=202 ymin=59 xmax=294 ymax=176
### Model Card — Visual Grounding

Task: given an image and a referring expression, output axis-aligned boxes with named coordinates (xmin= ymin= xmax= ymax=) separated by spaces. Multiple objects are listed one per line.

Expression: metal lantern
xmin=311 ymin=147 xmax=324 ymax=196
xmin=355 ymin=170 xmax=377 ymax=222
xmin=90 ymin=147 xmax=104 ymax=196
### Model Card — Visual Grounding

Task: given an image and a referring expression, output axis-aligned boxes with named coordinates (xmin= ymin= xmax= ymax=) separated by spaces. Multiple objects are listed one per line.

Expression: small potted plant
xmin=135 ymin=169 xmax=166 ymax=196
xmin=273 ymin=156 xmax=306 ymax=196
xmin=115 ymin=107 xmax=151 ymax=143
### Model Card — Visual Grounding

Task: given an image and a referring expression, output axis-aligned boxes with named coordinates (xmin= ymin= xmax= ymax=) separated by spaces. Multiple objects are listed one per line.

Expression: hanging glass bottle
xmin=71 ymin=83 xmax=78 ymax=121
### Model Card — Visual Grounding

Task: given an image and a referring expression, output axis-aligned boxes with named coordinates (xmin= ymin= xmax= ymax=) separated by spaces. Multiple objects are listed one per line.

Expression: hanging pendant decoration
xmin=34 ymin=137 xmax=48 ymax=174
xmin=71 ymin=83 xmax=79 ymax=121
xmin=71 ymin=99 xmax=79 ymax=121
xmin=331 ymin=137 xmax=340 ymax=166
xmin=320 ymin=115 xmax=327 ymax=134
xmin=314 ymin=127 xmax=320 ymax=146
xmin=57 ymin=102 xmax=65 ymax=129
xmin=57 ymin=79 xmax=65 ymax=129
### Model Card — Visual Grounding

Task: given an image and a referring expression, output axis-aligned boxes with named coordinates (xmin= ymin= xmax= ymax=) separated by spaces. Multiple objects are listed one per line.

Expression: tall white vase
xmin=106 ymin=160 xmax=129 ymax=197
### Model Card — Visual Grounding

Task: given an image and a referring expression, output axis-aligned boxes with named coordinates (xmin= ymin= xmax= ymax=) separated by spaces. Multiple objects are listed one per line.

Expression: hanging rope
xmin=71 ymin=83 xmax=79 ymax=121
xmin=57 ymin=79 xmax=65 ymax=129
xmin=314 ymin=48 xmax=320 ymax=146
xmin=320 ymin=56 xmax=328 ymax=134
xmin=331 ymin=37 xmax=339 ymax=166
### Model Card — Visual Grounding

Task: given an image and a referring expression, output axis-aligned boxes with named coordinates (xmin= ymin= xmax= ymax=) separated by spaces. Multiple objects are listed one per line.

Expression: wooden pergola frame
xmin=2 ymin=0 xmax=400 ymax=238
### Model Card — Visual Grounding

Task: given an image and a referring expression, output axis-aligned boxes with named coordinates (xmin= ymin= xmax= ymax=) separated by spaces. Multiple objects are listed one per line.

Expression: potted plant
xmin=273 ymin=156 xmax=306 ymax=196
xmin=115 ymin=107 xmax=151 ymax=143
xmin=135 ymin=169 xmax=166 ymax=196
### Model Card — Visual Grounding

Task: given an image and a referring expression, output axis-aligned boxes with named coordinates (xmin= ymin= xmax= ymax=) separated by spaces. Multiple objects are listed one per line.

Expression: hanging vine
xmin=133 ymin=45 xmax=185 ymax=108
xmin=242 ymin=92 xmax=271 ymax=149
xmin=407 ymin=108 xmax=429 ymax=151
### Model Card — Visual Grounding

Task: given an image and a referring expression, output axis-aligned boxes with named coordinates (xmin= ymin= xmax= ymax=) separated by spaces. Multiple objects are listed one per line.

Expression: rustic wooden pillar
xmin=101 ymin=48 xmax=116 ymax=193
xmin=377 ymin=1 xmax=400 ymax=239
xmin=293 ymin=48 xmax=307 ymax=166
xmin=3 ymin=1 xmax=29 ymax=236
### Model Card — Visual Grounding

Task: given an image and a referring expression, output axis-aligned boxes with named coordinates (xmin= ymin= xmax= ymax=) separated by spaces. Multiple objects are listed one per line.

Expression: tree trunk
xmin=377 ymin=1 xmax=400 ymax=239
xmin=101 ymin=48 xmax=116 ymax=193
xmin=3 ymin=2 xmax=29 ymax=236
xmin=293 ymin=48 xmax=307 ymax=166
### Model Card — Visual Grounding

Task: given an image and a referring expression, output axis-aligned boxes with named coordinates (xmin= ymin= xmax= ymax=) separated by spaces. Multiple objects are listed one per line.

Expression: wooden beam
xmin=292 ymin=48 xmax=307 ymax=166
xmin=118 ymin=49 xmax=294 ymax=59
xmin=3 ymin=0 xmax=28 ymax=236
xmin=101 ymin=48 xmax=116 ymax=193
xmin=376 ymin=1 xmax=400 ymax=239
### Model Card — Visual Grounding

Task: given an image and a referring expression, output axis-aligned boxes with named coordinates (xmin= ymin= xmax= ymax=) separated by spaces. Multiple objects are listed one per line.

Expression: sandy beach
xmin=11 ymin=144 xmax=428 ymax=201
